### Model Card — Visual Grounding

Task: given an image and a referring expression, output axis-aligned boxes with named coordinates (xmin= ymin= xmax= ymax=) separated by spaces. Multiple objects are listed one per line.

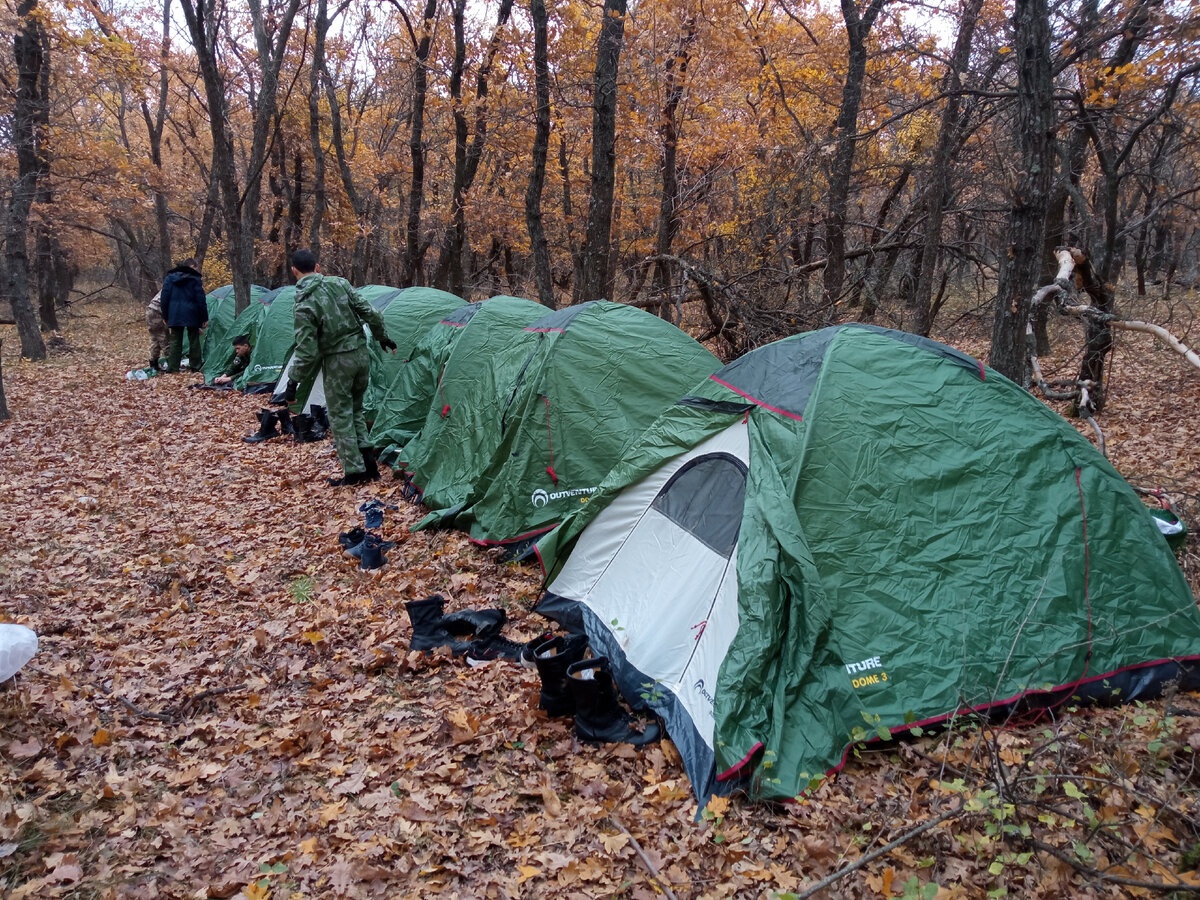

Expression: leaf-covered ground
xmin=2 ymin=296 xmax=1200 ymax=899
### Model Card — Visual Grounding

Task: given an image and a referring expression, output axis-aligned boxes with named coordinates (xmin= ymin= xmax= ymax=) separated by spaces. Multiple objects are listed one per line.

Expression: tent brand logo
xmin=530 ymin=486 xmax=598 ymax=508
xmin=846 ymin=655 xmax=888 ymax=689
xmin=693 ymin=679 xmax=716 ymax=708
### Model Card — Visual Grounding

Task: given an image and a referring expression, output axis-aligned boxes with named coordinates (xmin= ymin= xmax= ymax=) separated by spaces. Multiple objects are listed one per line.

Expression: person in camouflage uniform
xmin=146 ymin=291 xmax=170 ymax=370
xmin=213 ymin=334 xmax=253 ymax=386
xmin=280 ymin=249 xmax=396 ymax=486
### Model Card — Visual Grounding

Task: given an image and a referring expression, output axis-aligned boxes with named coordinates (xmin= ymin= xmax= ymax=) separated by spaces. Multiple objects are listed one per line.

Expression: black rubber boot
xmin=360 ymin=446 xmax=380 ymax=481
xmin=277 ymin=408 xmax=296 ymax=437
xmin=242 ymin=409 xmax=280 ymax=443
xmin=566 ymin=656 xmax=662 ymax=746
xmin=293 ymin=413 xmax=319 ymax=443
xmin=441 ymin=608 xmax=507 ymax=642
xmin=310 ymin=405 xmax=330 ymax=437
xmin=403 ymin=595 xmax=470 ymax=655
xmin=533 ymin=634 xmax=589 ymax=717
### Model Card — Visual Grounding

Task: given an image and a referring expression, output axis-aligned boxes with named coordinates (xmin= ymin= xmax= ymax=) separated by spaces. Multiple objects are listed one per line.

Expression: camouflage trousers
xmin=147 ymin=310 xmax=170 ymax=365
xmin=323 ymin=346 xmax=371 ymax=476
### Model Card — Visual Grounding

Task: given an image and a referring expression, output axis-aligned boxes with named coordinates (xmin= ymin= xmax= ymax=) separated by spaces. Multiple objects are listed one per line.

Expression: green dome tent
xmin=535 ymin=324 xmax=1200 ymax=803
xmin=200 ymin=284 xmax=270 ymax=382
xmin=392 ymin=295 xmax=549 ymax=514
xmin=371 ymin=302 xmax=486 ymax=461
xmin=430 ymin=301 xmax=721 ymax=548
xmin=235 ymin=285 xmax=296 ymax=391
xmin=364 ymin=286 xmax=464 ymax=421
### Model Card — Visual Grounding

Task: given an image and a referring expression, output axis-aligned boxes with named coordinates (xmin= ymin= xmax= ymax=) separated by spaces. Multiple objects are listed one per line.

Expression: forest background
xmin=3 ymin=0 xmax=1200 ymax=896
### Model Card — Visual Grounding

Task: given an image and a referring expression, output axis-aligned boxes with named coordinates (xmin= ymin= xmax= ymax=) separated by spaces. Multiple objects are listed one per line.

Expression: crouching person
xmin=281 ymin=249 xmax=396 ymax=486
xmin=213 ymin=334 xmax=253 ymax=386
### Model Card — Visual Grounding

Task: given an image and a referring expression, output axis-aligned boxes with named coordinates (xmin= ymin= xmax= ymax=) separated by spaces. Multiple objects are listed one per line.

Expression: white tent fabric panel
xmin=547 ymin=422 xmax=749 ymax=750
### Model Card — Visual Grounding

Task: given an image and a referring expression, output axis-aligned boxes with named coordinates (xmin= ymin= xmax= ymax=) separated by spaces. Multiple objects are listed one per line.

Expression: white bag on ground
xmin=0 ymin=624 xmax=37 ymax=682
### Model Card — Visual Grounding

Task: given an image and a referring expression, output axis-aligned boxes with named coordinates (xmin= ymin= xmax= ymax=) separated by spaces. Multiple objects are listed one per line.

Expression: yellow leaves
xmin=92 ymin=728 xmax=112 ymax=747
xmin=517 ymin=864 xmax=542 ymax=884
xmin=705 ymin=794 xmax=731 ymax=820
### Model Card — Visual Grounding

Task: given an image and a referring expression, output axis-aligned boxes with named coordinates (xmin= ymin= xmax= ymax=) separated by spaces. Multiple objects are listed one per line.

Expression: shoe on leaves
xmin=328 ymin=470 xmax=372 ymax=487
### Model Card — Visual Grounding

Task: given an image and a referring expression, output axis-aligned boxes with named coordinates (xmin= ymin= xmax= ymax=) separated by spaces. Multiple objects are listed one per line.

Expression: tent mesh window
xmin=651 ymin=453 xmax=748 ymax=558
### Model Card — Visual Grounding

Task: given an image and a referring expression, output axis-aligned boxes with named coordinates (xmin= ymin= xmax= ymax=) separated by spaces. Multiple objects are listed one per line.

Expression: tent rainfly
xmin=428 ymin=300 xmax=722 ymax=549
xmin=534 ymin=324 xmax=1200 ymax=803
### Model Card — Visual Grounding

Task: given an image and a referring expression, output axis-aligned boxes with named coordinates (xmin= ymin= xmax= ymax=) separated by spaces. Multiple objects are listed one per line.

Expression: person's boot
xmin=404 ymin=595 xmax=470 ymax=655
xmin=277 ymin=408 xmax=296 ymax=437
xmin=345 ymin=532 xmax=393 ymax=560
xmin=566 ymin=656 xmax=661 ymax=746
xmin=293 ymin=413 xmax=319 ymax=443
xmin=149 ymin=356 xmax=159 ymax=371
xmin=338 ymin=526 xmax=366 ymax=553
xmin=533 ymin=634 xmax=589 ymax=717
xmin=242 ymin=409 xmax=280 ymax=443
xmin=441 ymin=608 xmax=507 ymax=642
xmin=310 ymin=405 xmax=330 ymax=438
xmin=360 ymin=446 xmax=380 ymax=481
xmin=358 ymin=533 xmax=391 ymax=571
xmin=328 ymin=470 xmax=372 ymax=487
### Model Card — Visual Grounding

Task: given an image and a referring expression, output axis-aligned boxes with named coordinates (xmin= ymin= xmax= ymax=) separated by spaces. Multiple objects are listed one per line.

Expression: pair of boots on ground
xmin=529 ymin=632 xmax=661 ymax=747
xmin=338 ymin=502 xmax=401 ymax=570
xmin=404 ymin=595 xmax=526 ymax=666
xmin=243 ymin=405 xmax=329 ymax=444
xmin=339 ymin=526 xmax=393 ymax=571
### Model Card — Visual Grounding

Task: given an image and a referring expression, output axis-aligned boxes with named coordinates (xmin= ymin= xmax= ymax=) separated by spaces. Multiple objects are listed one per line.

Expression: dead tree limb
xmin=1026 ymin=248 xmax=1200 ymax=456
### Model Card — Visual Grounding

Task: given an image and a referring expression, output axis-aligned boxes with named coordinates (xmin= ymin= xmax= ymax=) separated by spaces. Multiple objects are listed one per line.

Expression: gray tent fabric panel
xmin=652 ymin=455 xmax=748 ymax=559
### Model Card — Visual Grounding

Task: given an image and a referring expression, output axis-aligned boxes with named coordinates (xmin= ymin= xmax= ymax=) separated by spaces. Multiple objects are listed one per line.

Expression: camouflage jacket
xmin=290 ymin=273 xmax=391 ymax=385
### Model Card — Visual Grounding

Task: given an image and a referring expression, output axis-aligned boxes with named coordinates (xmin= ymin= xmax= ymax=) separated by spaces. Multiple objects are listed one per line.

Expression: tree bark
xmin=401 ymin=0 xmax=440 ymax=287
xmin=307 ymin=0 xmax=330 ymax=257
xmin=434 ymin=0 xmax=514 ymax=296
xmin=524 ymin=0 xmax=554 ymax=309
xmin=989 ymin=0 xmax=1055 ymax=383
xmin=821 ymin=0 xmax=888 ymax=315
xmin=575 ymin=0 xmax=628 ymax=305
xmin=179 ymin=0 xmax=302 ymax=314
xmin=0 ymin=340 xmax=9 ymax=421
xmin=653 ymin=17 xmax=698 ymax=324
xmin=4 ymin=0 xmax=48 ymax=361
xmin=910 ymin=0 xmax=983 ymax=336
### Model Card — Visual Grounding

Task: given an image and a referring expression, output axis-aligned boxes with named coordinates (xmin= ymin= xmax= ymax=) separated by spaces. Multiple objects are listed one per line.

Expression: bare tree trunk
xmin=652 ymin=17 xmax=697 ymax=324
xmin=401 ymin=0 xmax=440 ymax=287
xmin=821 ymin=0 xmax=888 ymax=314
xmin=307 ymin=0 xmax=329 ymax=256
xmin=4 ymin=0 xmax=48 ymax=361
xmin=0 ymin=341 xmax=9 ymax=421
xmin=910 ymin=0 xmax=983 ymax=336
xmin=178 ymin=0 xmax=301 ymax=314
xmin=525 ymin=0 xmax=554 ymax=309
xmin=433 ymin=0 xmax=514 ymax=296
xmin=989 ymin=0 xmax=1054 ymax=382
xmin=575 ymin=0 xmax=628 ymax=305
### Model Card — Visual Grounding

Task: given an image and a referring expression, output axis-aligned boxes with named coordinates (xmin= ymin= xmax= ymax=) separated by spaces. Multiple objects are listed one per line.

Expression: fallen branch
xmin=1029 ymin=838 xmax=1200 ymax=893
xmin=609 ymin=815 xmax=679 ymax=900
xmin=797 ymin=800 xmax=964 ymax=898
xmin=118 ymin=696 xmax=175 ymax=723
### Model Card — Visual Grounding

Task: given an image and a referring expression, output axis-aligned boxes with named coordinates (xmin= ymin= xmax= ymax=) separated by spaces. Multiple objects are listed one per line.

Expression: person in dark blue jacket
xmin=159 ymin=258 xmax=209 ymax=373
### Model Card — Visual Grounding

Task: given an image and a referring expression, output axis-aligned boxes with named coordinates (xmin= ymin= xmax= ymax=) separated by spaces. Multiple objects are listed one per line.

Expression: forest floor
xmin=1 ymin=291 xmax=1200 ymax=899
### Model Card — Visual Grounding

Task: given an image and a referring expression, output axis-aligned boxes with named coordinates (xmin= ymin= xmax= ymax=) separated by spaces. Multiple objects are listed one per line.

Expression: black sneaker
xmin=466 ymin=635 xmax=527 ymax=668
